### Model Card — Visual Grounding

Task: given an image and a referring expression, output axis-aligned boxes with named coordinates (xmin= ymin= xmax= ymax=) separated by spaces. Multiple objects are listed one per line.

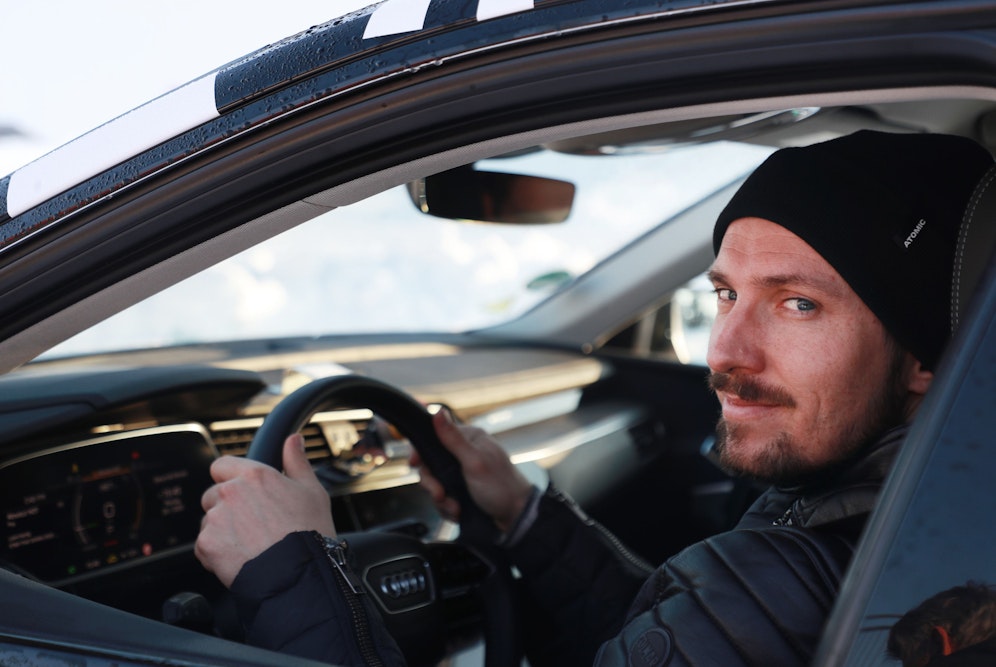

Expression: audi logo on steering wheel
xmin=365 ymin=555 xmax=434 ymax=613
xmin=380 ymin=570 xmax=427 ymax=598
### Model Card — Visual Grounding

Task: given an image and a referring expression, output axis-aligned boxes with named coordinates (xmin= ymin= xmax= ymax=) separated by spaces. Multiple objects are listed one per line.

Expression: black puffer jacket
xmin=229 ymin=530 xmax=406 ymax=666
xmin=512 ymin=426 xmax=904 ymax=666
xmin=229 ymin=426 xmax=903 ymax=666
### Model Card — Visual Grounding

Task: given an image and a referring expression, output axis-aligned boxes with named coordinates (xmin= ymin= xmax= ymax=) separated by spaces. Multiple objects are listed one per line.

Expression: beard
xmin=708 ymin=346 xmax=911 ymax=487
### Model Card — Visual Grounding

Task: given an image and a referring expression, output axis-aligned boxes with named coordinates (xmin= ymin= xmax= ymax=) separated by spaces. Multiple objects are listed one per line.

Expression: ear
xmin=933 ymin=625 xmax=955 ymax=657
xmin=905 ymin=356 xmax=934 ymax=397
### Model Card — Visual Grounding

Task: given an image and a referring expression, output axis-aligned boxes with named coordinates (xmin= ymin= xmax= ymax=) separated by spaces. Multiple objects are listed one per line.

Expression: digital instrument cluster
xmin=0 ymin=425 xmax=216 ymax=584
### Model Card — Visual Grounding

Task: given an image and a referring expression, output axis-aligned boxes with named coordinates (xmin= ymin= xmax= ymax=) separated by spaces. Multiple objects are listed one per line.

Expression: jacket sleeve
xmin=593 ymin=525 xmax=857 ymax=667
xmin=229 ymin=531 xmax=407 ymax=667
xmin=505 ymin=485 xmax=654 ymax=667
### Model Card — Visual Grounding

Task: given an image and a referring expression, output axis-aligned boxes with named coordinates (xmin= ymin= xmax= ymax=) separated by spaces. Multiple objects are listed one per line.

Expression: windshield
xmin=43 ymin=142 xmax=771 ymax=359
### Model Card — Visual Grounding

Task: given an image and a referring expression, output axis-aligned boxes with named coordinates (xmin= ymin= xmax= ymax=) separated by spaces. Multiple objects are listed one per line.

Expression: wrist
xmin=497 ymin=485 xmax=542 ymax=547
xmin=495 ymin=481 xmax=537 ymax=533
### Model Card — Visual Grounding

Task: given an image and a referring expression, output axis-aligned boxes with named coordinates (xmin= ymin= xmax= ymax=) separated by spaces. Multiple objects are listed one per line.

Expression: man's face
xmin=706 ymin=217 xmax=917 ymax=485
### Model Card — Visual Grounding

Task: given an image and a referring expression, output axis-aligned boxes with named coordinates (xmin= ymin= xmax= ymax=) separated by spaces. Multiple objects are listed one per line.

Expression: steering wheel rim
xmin=246 ymin=374 xmax=521 ymax=667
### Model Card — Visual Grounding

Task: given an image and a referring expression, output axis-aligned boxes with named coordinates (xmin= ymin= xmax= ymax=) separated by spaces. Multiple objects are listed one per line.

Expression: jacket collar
xmin=738 ymin=424 xmax=908 ymax=529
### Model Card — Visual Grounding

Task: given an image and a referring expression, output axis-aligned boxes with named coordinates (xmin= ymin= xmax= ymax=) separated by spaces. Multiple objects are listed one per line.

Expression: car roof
xmin=0 ymin=0 xmax=761 ymax=235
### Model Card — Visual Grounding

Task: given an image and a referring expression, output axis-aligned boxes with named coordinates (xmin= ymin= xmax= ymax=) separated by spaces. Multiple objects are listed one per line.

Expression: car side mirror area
xmin=407 ymin=166 xmax=575 ymax=224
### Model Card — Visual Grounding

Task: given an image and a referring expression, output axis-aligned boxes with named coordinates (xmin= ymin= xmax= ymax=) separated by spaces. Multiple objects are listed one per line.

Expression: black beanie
xmin=713 ymin=130 xmax=993 ymax=370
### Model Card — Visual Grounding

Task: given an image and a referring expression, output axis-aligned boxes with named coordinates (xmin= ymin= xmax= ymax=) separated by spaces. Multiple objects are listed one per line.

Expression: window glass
xmin=41 ymin=142 xmax=771 ymax=360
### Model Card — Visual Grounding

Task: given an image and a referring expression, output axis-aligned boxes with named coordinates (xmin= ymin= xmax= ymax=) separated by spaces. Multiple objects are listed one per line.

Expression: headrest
xmin=952 ymin=164 xmax=996 ymax=333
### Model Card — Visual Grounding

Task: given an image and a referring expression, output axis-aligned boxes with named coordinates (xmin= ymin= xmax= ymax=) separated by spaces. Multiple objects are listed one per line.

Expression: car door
xmin=815 ymin=262 xmax=996 ymax=663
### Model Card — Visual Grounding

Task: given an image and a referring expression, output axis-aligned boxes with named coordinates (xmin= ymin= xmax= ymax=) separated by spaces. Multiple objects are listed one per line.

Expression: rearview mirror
xmin=407 ymin=166 xmax=575 ymax=224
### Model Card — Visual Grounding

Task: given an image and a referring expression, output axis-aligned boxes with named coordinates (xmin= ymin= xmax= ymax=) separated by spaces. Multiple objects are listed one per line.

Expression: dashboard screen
xmin=0 ymin=425 xmax=216 ymax=584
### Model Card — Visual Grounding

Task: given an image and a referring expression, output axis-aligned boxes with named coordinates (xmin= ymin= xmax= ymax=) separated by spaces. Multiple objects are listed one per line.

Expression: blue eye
xmin=715 ymin=288 xmax=737 ymax=302
xmin=788 ymin=298 xmax=816 ymax=311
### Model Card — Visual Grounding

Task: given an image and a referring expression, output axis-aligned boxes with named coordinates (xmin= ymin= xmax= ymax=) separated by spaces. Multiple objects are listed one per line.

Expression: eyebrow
xmin=707 ymin=269 xmax=846 ymax=298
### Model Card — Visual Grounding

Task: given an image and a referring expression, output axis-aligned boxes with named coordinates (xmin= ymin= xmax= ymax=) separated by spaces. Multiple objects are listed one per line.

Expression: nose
xmin=706 ymin=299 xmax=764 ymax=374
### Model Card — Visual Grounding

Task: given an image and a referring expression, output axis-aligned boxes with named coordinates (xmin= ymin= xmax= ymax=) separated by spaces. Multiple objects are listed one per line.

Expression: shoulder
xmin=667 ymin=524 xmax=856 ymax=600
xmin=611 ymin=525 xmax=858 ymax=666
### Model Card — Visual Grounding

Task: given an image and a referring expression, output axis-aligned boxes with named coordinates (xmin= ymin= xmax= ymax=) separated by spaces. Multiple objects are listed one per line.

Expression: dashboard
xmin=0 ymin=360 xmax=453 ymax=619
xmin=0 ymin=339 xmax=713 ymax=641
xmin=1 ymin=425 xmax=215 ymax=585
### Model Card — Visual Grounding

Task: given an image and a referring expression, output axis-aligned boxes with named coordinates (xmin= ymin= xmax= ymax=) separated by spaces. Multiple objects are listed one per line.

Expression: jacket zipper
xmin=315 ymin=533 xmax=385 ymax=667
xmin=774 ymin=505 xmax=797 ymax=526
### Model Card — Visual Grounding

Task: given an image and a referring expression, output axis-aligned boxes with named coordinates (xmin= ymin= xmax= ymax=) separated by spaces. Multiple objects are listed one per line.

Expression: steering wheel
xmin=246 ymin=374 xmax=521 ymax=667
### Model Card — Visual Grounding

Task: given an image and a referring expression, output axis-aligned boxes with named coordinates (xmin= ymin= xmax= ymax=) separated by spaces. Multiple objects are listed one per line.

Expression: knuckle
xmin=215 ymin=479 xmax=243 ymax=502
xmin=463 ymin=456 xmax=491 ymax=478
xmin=242 ymin=464 xmax=274 ymax=487
xmin=463 ymin=426 xmax=487 ymax=442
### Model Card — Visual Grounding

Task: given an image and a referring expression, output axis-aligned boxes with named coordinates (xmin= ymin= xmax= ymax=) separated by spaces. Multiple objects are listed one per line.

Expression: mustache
xmin=707 ymin=372 xmax=796 ymax=408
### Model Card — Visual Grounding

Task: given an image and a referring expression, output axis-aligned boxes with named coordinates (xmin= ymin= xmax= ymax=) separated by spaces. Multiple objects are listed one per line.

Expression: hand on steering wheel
xmin=219 ymin=374 xmax=523 ymax=667
xmin=414 ymin=409 xmax=534 ymax=534
xmin=195 ymin=433 xmax=334 ymax=587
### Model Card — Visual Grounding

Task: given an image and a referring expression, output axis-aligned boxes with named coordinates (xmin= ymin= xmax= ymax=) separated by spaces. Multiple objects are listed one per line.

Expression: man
xmin=888 ymin=582 xmax=996 ymax=667
xmin=195 ymin=130 xmax=994 ymax=666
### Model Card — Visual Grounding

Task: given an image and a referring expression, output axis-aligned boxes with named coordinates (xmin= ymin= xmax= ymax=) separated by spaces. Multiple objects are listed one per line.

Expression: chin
xmin=714 ymin=420 xmax=813 ymax=485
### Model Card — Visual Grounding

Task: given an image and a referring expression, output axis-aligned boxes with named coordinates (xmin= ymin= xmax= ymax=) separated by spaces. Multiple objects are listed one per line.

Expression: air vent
xmin=209 ymin=409 xmax=375 ymax=465
xmin=210 ymin=423 xmax=256 ymax=457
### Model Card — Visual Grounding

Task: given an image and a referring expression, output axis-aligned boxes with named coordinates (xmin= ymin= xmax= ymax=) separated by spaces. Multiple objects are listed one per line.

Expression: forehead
xmin=710 ymin=217 xmax=849 ymax=297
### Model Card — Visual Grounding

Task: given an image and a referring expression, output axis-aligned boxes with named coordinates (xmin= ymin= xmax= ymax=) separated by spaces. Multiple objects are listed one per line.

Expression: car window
xmin=40 ymin=142 xmax=771 ymax=361
xmin=600 ymin=272 xmax=716 ymax=364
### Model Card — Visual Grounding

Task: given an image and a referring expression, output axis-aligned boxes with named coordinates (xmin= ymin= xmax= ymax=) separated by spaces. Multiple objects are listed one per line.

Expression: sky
xmin=0 ymin=0 xmax=373 ymax=177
